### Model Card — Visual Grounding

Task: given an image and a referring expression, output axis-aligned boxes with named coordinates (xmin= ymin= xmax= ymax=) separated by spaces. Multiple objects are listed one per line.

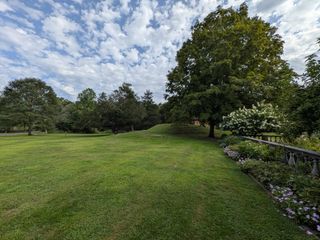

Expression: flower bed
xmin=221 ymin=137 xmax=320 ymax=236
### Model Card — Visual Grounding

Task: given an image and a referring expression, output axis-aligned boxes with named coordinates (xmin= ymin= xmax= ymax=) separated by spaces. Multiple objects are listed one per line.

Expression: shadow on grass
xmin=63 ymin=133 xmax=112 ymax=138
xmin=147 ymin=123 xmax=220 ymax=143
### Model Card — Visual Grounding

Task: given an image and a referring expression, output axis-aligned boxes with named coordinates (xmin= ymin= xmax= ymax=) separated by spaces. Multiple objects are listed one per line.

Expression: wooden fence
xmin=242 ymin=136 xmax=320 ymax=177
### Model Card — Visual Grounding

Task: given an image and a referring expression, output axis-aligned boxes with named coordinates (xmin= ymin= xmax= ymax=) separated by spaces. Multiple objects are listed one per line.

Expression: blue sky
xmin=0 ymin=0 xmax=319 ymax=102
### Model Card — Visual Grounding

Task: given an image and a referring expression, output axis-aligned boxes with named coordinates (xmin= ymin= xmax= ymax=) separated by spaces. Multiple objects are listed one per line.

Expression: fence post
xmin=288 ymin=152 xmax=296 ymax=166
xmin=311 ymin=159 xmax=319 ymax=177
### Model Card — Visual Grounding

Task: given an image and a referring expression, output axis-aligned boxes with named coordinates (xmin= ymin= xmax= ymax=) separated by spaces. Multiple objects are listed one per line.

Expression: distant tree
xmin=55 ymin=97 xmax=74 ymax=132
xmin=110 ymin=83 xmax=146 ymax=131
xmin=70 ymin=88 xmax=97 ymax=133
xmin=159 ymin=102 xmax=170 ymax=123
xmin=166 ymin=3 xmax=294 ymax=138
xmin=95 ymin=92 xmax=120 ymax=131
xmin=0 ymin=78 xmax=58 ymax=135
xmin=140 ymin=90 xmax=160 ymax=129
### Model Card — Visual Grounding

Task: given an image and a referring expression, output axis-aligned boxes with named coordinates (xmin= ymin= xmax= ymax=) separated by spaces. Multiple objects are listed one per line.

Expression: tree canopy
xmin=286 ymin=38 xmax=320 ymax=136
xmin=0 ymin=78 xmax=58 ymax=135
xmin=166 ymin=3 xmax=294 ymax=137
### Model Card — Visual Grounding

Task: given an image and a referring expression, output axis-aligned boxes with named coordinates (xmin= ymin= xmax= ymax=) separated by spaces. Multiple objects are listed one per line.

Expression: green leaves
xmin=0 ymin=78 xmax=58 ymax=133
xmin=166 ymin=3 xmax=293 ymax=137
xmin=222 ymin=102 xmax=285 ymax=136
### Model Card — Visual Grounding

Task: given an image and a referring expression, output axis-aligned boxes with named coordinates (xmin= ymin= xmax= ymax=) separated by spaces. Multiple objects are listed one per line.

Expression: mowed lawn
xmin=0 ymin=125 xmax=312 ymax=240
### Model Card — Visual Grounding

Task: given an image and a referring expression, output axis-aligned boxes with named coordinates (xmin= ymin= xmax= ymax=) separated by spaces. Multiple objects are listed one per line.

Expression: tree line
xmin=164 ymin=3 xmax=320 ymax=138
xmin=0 ymin=81 xmax=165 ymax=135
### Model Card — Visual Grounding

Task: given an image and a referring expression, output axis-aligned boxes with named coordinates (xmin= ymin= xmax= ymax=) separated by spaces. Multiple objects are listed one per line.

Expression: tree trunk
xmin=208 ymin=121 xmax=215 ymax=138
xmin=131 ymin=125 xmax=134 ymax=131
xmin=27 ymin=126 xmax=32 ymax=136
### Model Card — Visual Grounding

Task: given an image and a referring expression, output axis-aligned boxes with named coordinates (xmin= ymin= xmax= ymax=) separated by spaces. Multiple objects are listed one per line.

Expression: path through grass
xmin=0 ymin=124 xmax=313 ymax=239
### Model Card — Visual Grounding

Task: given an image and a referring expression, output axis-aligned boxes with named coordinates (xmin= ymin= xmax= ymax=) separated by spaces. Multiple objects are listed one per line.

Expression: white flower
xmin=306 ymin=230 xmax=313 ymax=235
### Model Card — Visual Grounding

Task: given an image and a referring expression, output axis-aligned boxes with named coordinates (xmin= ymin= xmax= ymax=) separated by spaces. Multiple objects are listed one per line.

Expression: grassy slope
xmin=0 ymin=124 xmax=313 ymax=240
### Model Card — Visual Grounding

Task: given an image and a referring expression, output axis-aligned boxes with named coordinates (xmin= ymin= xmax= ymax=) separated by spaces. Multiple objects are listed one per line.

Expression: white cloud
xmin=125 ymin=48 xmax=139 ymax=64
xmin=42 ymin=14 xmax=81 ymax=57
xmin=251 ymin=0 xmax=320 ymax=73
xmin=0 ymin=0 xmax=319 ymax=101
xmin=6 ymin=0 xmax=44 ymax=20
xmin=0 ymin=1 xmax=13 ymax=12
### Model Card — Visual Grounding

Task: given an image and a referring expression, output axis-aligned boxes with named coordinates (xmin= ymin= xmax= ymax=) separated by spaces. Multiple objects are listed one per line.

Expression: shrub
xmin=240 ymin=159 xmax=320 ymax=234
xmin=222 ymin=102 xmax=285 ymax=136
xmin=220 ymin=135 xmax=242 ymax=147
xmin=293 ymin=134 xmax=320 ymax=152
xmin=237 ymin=141 xmax=271 ymax=160
xmin=240 ymin=159 xmax=291 ymax=185
xmin=240 ymin=159 xmax=320 ymax=205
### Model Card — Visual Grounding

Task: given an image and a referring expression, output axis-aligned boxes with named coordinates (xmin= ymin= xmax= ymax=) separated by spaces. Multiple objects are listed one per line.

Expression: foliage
xmin=70 ymin=88 xmax=98 ymax=133
xmin=55 ymin=97 xmax=74 ymax=132
xmin=292 ymin=134 xmax=320 ymax=152
xmin=165 ymin=3 xmax=295 ymax=138
xmin=222 ymin=102 xmax=284 ymax=136
xmin=240 ymin=159 xmax=320 ymax=234
xmin=240 ymin=159 xmax=291 ymax=184
xmin=286 ymin=38 xmax=320 ymax=136
xmin=236 ymin=141 xmax=271 ymax=160
xmin=159 ymin=101 xmax=173 ymax=123
xmin=0 ymin=78 xmax=161 ymax=134
xmin=0 ymin=78 xmax=58 ymax=135
xmin=240 ymin=159 xmax=320 ymax=205
xmin=140 ymin=90 xmax=161 ymax=129
xmin=108 ymin=83 xmax=146 ymax=131
xmin=220 ymin=135 xmax=242 ymax=147
xmin=52 ymin=83 xmax=160 ymax=133
xmin=270 ymin=184 xmax=320 ymax=234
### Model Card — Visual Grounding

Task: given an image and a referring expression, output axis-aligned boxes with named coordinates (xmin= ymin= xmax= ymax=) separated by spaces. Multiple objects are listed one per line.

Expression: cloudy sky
xmin=0 ymin=0 xmax=319 ymax=102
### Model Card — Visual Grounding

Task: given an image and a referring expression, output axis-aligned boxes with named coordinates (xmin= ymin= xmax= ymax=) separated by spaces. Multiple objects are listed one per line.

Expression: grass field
xmin=0 ymin=124 xmax=313 ymax=240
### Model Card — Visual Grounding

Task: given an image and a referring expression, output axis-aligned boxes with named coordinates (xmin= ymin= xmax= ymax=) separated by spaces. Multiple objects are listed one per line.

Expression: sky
xmin=0 ymin=0 xmax=319 ymax=102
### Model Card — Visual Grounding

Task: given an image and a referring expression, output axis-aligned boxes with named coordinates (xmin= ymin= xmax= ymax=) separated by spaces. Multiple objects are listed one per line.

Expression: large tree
xmin=166 ymin=3 xmax=294 ymax=137
xmin=0 ymin=78 xmax=58 ymax=135
xmin=287 ymin=38 xmax=320 ymax=135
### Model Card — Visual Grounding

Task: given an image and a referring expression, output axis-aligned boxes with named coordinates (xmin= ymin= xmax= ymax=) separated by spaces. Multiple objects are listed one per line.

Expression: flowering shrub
xmin=222 ymin=102 xmax=284 ymax=136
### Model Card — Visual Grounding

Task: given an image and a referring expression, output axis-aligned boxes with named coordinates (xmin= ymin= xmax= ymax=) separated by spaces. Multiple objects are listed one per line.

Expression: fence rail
xmin=245 ymin=135 xmax=284 ymax=142
xmin=242 ymin=136 xmax=320 ymax=177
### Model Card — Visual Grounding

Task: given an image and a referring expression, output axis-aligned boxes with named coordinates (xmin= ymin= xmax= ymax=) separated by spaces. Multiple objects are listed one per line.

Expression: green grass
xmin=0 ymin=124 xmax=313 ymax=240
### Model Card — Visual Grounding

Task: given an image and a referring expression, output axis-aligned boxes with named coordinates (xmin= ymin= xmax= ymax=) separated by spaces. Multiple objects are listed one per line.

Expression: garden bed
xmin=222 ymin=136 xmax=320 ymax=237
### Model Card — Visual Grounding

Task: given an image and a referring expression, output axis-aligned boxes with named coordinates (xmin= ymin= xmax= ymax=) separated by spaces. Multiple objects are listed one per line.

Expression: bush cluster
xmin=240 ymin=160 xmax=320 ymax=234
xmin=221 ymin=102 xmax=284 ymax=136
xmin=221 ymin=135 xmax=320 ymax=235
xmin=293 ymin=134 xmax=320 ymax=152
xmin=219 ymin=135 xmax=242 ymax=148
